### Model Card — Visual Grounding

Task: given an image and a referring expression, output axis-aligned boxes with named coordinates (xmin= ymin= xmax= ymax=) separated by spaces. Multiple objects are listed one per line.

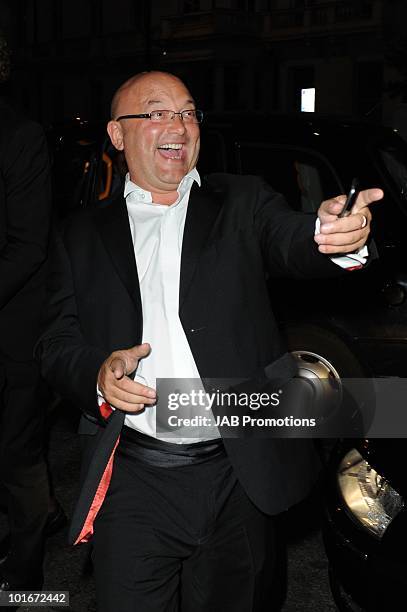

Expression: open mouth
xmin=157 ymin=143 xmax=184 ymax=160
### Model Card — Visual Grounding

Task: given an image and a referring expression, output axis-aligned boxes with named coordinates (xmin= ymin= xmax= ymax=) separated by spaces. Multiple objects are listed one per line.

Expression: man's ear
xmin=107 ymin=120 xmax=124 ymax=151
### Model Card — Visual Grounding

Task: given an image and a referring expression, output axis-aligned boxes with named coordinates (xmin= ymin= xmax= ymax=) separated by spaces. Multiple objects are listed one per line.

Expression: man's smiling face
xmin=107 ymin=72 xmax=200 ymax=199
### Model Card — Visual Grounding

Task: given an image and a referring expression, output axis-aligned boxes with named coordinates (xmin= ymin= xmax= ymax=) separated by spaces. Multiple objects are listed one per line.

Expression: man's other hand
xmin=315 ymin=188 xmax=383 ymax=254
xmin=97 ymin=343 xmax=156 ymax=413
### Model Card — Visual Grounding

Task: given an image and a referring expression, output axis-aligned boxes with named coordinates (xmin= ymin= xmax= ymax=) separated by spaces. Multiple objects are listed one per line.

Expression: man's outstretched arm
xmin=253 ymin=178 xmax=382 ymax=278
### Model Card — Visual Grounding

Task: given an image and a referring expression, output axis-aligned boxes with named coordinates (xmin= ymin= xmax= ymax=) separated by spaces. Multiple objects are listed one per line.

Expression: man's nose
xmin=168 ymin=114 xmax=186 ymax=133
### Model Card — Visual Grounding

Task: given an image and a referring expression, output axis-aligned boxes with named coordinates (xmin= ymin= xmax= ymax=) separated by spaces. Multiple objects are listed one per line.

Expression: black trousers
xmin=92 ymin=447 xmax=277 ymax=612
xmin=0 ymin=358 xmax=50 ymax=586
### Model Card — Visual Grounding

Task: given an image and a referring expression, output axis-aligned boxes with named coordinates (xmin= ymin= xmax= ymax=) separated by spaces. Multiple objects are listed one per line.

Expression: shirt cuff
xmin=314 ymin=218 xmax=368 ymax=270
xmin=97 ymin=384 xmax=114 ymax=419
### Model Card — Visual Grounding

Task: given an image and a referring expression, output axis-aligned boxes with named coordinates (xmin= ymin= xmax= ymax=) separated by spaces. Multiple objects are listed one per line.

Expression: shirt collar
xmin=124 ymin=168 xmax=201 ymax=204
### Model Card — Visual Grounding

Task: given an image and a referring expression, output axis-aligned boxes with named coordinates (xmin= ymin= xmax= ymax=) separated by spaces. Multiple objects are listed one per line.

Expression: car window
xmin=199 ymin=129 xmax=228 ymax=174
xmin=236 ymin=143 xmax=342 ymax=212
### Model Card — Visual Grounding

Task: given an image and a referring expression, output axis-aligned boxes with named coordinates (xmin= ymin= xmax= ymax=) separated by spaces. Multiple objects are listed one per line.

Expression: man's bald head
xmin=110 ymin=71 xmax=190 ymax=120
xmin=106 ymin=70 xmax=200 ymax=205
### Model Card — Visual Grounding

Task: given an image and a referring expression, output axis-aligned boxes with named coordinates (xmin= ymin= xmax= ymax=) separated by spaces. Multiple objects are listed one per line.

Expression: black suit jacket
xmin=37 ymin=173 xmax=343 ymax=542
xmin=0 ymin=98 xmax=51 ymax=360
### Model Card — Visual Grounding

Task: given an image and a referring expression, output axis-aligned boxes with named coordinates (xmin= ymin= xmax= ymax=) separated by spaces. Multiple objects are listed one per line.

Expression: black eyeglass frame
xmin=115 ymin=109 xmax=204 ymax=123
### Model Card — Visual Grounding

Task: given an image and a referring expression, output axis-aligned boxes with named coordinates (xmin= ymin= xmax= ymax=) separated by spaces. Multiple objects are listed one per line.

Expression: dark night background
xmin=1 ymin=0 xmax=407 ymax=134
xmin=1 ymin=1 xmax=406 ymax=610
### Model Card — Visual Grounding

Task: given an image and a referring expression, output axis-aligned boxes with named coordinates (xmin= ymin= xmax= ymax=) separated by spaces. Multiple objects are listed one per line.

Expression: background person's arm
xmin=0 ymin=120 xmax=51 ymax=309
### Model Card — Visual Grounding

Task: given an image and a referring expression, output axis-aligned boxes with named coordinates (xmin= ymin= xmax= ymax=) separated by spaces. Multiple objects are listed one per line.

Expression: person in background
xmin=0 ymin=36 xmax=65 ymax=597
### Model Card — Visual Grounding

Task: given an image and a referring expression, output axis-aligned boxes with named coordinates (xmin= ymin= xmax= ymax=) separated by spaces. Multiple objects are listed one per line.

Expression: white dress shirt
xmin=120 ymin=168 xmax=219 ymax=443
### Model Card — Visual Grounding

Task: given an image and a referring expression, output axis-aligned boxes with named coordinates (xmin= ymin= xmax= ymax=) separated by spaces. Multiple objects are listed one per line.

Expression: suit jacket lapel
xmin=94 ymin=178 xmax=223 ymax=319
xmin=94 ymin=194 xmax=142 ymax=318
xmin=179 ymin=179 xmax=224 ymax=310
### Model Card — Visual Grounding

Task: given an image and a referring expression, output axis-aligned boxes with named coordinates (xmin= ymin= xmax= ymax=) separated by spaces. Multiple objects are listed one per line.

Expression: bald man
xmin=37 ymin=71 xmax=382 ymax=611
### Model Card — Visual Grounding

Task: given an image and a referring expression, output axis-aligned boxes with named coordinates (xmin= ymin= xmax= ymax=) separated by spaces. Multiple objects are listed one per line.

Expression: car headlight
xmin=337 ymin=448 xmax=405 ymax=539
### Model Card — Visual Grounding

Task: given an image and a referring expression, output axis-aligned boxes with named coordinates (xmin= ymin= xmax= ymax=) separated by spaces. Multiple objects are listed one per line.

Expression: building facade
xmin=1 ymin=0 xmax=406 ymax=130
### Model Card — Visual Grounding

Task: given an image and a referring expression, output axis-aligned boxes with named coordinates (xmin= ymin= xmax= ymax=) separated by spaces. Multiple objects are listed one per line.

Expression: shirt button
xmin=140 ymin=194 xmax=145 ymax=199
xmin=190 ymin=327 xmax=206 ymax=333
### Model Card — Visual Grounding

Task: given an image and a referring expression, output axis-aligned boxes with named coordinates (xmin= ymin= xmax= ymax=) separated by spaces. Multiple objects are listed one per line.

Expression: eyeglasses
xmin=115 ymin=109 xmax=204 ymax=124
